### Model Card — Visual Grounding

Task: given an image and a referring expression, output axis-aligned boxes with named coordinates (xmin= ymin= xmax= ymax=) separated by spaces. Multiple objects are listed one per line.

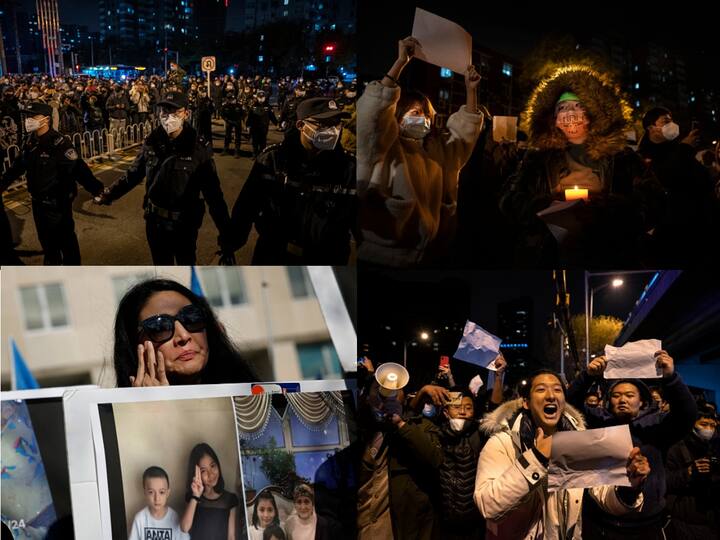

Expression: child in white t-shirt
xmin=129 ymin=466 xmax=189 ymax=540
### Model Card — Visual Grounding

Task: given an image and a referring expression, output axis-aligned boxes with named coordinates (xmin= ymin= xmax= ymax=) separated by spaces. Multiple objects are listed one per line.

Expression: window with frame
xmin=296 ymin=341 xmax=342 ymax=379
xmin=111 ymin=272 xmax=154 ymax=304
xmin=286 ymin=266 xmax=315 ymax=299
xmin=199 ymin=268 xmax=248 ymax=308
xmin=19 ymin=283 xmax=69 ymax=331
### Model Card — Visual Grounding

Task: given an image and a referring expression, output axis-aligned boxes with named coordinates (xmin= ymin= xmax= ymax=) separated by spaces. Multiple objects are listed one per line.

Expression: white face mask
xmin=226 ymin=86 xmax=234 ymax=91
xmin=448 ymin=418 xmax=467 ymax=432
xmin=25 ymin=117 xmax=45 ymax=133
xmin=401 ymin=115 xmax=431 ymax=139
xmin=160 ymin=113 xmax=183 ymax=134
xmin=695 ymin=427 xmax=715 ymax=441
xmin=661 ymin=122 xmax=680 ymax=141
xmin=346 ymin=91 xmax=356 ymax=98
xmin=303 ymin=123 xmax=341 ymax=151
xmin=258 ymin=97 xmax=266 ymax=103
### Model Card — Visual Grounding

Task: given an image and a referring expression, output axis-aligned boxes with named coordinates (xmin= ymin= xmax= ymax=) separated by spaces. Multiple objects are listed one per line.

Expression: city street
xmin=4 ymin=119 xmax=281 ymax=264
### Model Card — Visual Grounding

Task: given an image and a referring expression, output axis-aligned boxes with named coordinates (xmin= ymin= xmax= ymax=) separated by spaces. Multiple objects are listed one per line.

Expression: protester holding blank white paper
xmin=475 ymin=370 xmax=647 ymax=540
xmin=567 ymin=350 xmax=697 ymax=539
xmin=357 ymin=28 xmax=485 ymax=267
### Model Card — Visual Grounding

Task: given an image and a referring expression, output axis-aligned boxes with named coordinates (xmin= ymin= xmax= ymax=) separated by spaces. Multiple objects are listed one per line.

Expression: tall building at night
xmin=98 ymin=0 xmax=200 ymax=64
xmin=497 ymin=298 xmax=533 ymax=372
xmin=238 ymin=0 xmax=355 ymax=33
xmin=35 ymin=0 xmax=64 ymax=75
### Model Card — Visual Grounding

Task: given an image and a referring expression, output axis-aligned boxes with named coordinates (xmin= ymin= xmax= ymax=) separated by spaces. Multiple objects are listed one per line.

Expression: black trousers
xmin=32 ymin=198 xmax=81 ymax=265
xmin=145 ymin=215 xmax=200 ymax=265
xmin=224 ymin=122 xmax=242 ymax=151
xmin=250 ymin=128 xmax=268 ymax=157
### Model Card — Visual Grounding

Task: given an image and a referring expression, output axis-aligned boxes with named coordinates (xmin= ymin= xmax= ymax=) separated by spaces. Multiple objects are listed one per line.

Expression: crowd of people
xmin=1 ymin=64 xmax=358 ymax=266
xmin=357 ymin=37 xmax=720 ymax=268
xmin=357 ymin=348 xmax=719 ymax=539
xmin=0 ymin=67 xmax=357 ymax=153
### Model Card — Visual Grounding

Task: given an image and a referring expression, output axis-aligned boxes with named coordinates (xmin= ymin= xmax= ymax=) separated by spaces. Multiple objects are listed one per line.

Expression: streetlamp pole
xmin=584 ymin=271 xmax=590 ymax=366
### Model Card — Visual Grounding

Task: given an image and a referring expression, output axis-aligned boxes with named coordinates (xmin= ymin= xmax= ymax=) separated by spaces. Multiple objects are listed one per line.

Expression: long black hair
xmin=251 ymin=489 xmax=280 ymax=528
xmin=185 ymin=442 xmax=225 ymax=501
xmin=113 ymin=278 xmax=257 ymax=387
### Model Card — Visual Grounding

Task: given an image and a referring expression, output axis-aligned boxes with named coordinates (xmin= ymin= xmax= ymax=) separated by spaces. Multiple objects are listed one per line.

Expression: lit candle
xmin=565 ymin=186 xmax=589 ymax=201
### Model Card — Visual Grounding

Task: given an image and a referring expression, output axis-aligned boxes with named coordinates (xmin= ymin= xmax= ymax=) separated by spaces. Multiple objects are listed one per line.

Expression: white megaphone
xmin=375 ymin=362 xmax=410 ymax=398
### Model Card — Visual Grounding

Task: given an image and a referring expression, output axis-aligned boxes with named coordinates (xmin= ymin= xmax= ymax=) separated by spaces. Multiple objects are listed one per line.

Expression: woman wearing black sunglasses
xmin=113 ymin=278 xmax=257 ymax=387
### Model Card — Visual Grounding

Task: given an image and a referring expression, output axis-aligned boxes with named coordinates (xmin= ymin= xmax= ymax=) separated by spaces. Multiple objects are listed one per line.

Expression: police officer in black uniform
xmin=94 ymin=91 xmax=233 ymax=265
xmin=1 ymin=102 xmax=103 ymax=264
xmin=279 ymin=83 xmax=308 ymax=132
xmin=230 ymin=97 xmax=356 ymax=264
xmin=246 ymin=90 xmax=278 ymax=157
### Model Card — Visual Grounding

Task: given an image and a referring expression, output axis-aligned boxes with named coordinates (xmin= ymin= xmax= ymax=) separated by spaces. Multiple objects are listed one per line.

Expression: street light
xmin=584 ymin=271 xmax=657 ymax=365
xmin=403 ymin=329 xmax=431 ymax=367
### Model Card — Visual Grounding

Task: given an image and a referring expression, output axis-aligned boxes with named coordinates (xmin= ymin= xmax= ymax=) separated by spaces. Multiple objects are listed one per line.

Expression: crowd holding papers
xmin=548 ymin=425 xmax=634 ymax=492
xmin=453 ymin=320 xmax=502 ymax=369
xmin=411 ymin=7 xmax=472 ymax=75
xmin=604 ymin=339 xmax=663 ymax=379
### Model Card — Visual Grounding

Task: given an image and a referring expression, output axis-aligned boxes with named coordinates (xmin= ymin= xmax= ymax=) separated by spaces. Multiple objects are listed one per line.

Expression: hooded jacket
xmin=474 ymin=398 xmax=642 ymax=540
xmin=357 ymin=81 xmax=484 ymax=267
xmin=500 ymin=65 xmax=664 ymax=266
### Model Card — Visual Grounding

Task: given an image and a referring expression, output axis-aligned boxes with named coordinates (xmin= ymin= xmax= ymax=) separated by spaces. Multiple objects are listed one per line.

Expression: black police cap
xmin=297 ymin=97 xmax=351 ymax=122
xmin=20 ymin=101 xmax=53 ymax=117
xmin=157 ymin=90 xmax=188 ymax=110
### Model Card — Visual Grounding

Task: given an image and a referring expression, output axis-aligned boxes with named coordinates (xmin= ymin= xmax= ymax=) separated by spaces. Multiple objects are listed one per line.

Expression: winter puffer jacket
xmin=474 ymin=399 xmax=643 ymax=540
xmin=438 ymin=420 xmax=486 ymax=523
xmin=357 ymin=81 xmax=484 ymax=267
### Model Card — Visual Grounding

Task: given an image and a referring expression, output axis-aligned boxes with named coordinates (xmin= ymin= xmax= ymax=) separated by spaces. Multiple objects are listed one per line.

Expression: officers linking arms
xmin=94 ymin=91 xmax=233 ymax=264
xmin=1 ymin=101 xmax=103 ymax=264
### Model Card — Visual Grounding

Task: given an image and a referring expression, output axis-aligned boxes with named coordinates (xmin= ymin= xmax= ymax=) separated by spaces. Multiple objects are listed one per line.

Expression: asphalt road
xmin=4 ymin=119 xmax=282 ymax=265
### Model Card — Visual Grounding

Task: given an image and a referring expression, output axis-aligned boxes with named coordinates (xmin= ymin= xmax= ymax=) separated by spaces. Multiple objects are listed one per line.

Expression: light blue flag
xmin=453 ymin=320 xmax=502 ymax=368
xmin=11 ymin=338 xmax=39 ymax=390
xmin=190 ymin=266 xmax=204 ymax=297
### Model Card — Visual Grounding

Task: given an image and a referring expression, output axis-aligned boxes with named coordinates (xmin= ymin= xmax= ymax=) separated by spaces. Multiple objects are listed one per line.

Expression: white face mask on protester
xmin=303 ymin=123 xmax=341 ymax=151
xmin=422 ymin=403 xmax=436 ymax=418
xmin=160 ymin=113 xmax=183 ymax=134
xmin=695 ymin=427 xmax=715 ymax=441
xmin=448 ymin=418 xmax=467 ymax=432
xmin=661 ymin=121 xmax=680 ymax=141
xmin=400 ymin=114 xmax=431 ymax=139
xmin=24 ymin=117 xmax=45 ymax=133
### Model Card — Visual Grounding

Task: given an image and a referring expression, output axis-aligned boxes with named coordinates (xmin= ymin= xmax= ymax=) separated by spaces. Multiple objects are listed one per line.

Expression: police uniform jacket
xmin=231 ymin=128 xmax=356 ymax=264
xmin=104 ymin=123 xmax=232 ymax=243
xmin=1 ymin=128 xmax=102 ymax=202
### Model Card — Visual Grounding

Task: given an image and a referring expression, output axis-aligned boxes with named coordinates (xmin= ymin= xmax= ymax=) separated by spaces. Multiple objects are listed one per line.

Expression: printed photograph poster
xmin=72 ymin=380 xmax=352 ymax=540
xmin=1 ymin=387 xmax=94 ymax=539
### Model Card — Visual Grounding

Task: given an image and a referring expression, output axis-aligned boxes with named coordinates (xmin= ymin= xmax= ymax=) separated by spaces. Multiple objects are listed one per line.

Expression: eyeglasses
xmin=138 ymin=304 xmax=207 ymax=344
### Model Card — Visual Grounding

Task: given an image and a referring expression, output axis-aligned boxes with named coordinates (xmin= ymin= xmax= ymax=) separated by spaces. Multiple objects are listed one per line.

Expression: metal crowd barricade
xmin=2 ymin=119 xmax=157 ymax=191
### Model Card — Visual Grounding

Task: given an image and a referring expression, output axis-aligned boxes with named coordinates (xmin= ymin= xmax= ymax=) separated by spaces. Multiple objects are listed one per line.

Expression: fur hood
xmin=523 ymin=65 xmax=633 ymax=160
xmin=480 ymin=398 xmax=586 ymax=436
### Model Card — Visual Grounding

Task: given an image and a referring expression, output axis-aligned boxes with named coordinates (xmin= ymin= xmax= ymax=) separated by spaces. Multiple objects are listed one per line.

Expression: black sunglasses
xmin=137 ymin=304 xmax=207 ymax=344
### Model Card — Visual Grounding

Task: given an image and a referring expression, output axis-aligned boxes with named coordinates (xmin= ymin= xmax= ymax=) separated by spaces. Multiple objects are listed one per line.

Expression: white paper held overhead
xmin=411 ymin=8 xmax=472 ymax=75
xmin=604 ymin=339 xmax=662 ymax=379
xmin=548 ymin=424 xmax=633 ymax=492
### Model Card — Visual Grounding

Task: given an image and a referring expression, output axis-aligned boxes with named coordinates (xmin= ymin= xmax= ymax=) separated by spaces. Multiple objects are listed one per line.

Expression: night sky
xmin=358 ymin=0 xmax=720 ymax=85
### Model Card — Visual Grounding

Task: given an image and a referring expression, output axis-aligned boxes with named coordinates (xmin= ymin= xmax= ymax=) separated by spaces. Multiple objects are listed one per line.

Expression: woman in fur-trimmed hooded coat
xmin=474 ymin=398 xmax=643 ymax=540
xmin=500 ymin=65 xmax=664 ymax=267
